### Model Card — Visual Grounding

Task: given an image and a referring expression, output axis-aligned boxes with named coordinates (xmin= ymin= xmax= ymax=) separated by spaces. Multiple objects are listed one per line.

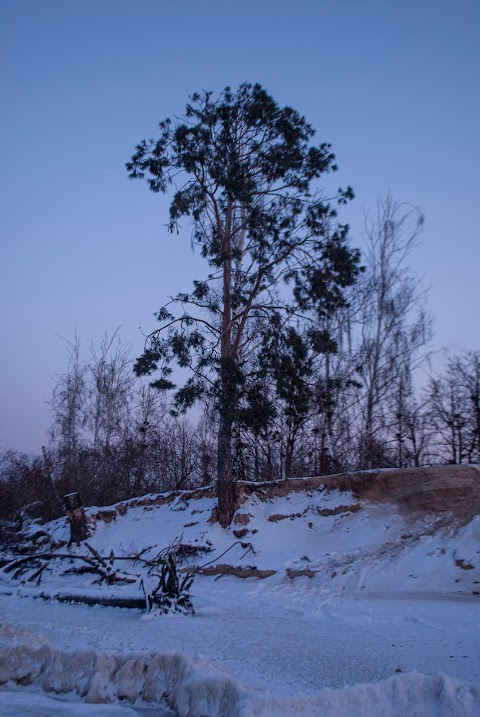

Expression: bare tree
xmin=87 ymin=329 xmax=135 ymax=457
xmin=389 ymin=358 xmax=431 ymax=467
xmin=354 ymin=194 xmax=432 ymax=469
xmin=428 ymin=350 xmax=480 ymax=464
xmin=450 ymin=351 xmax=480 ymax=462
xmin=48 ymin=331 xmax=88 ymax=485
xmin=48 ymin=331 xmax=142 ymax=504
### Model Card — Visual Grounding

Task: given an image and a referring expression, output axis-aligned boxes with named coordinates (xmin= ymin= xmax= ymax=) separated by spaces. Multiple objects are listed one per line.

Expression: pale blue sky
xmin=1 ymin=0 xmax=479 ymax=451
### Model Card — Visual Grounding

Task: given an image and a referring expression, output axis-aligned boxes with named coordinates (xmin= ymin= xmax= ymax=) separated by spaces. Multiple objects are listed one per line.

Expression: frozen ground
xmin=1 ymin=583 xmax=480 ymax=694
xmin=1 ymin=470 xmax=480 ymax=714
xmin=1 ymin=585 xmax=480 ymax=715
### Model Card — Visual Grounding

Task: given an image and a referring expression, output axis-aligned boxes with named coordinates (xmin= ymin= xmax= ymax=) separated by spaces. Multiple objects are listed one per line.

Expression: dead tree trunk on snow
xmin=64 ymin=492 xmax=89 ymax=544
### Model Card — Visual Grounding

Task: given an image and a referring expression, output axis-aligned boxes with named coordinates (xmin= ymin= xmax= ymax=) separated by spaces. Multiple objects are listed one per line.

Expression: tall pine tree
xmin=127 ymin=83 xmax=360 ymax=526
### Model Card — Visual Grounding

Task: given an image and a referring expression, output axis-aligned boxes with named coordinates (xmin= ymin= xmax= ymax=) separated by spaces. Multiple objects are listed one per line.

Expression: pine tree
xmin=127 ymin=83 xmax=360 ymax=526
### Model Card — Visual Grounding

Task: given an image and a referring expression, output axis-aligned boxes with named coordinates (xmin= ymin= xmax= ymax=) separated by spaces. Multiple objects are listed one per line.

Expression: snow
xmin=1 ymin=475 xmax=480 ymax=714
xmin=0 ymin=690 xmax=141 ymax=716
xmin=1 ymin=622 xmax=479 ymax=716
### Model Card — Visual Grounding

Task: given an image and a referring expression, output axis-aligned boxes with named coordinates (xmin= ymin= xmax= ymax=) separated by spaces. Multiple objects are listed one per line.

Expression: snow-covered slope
xmin=1 ymin=465 xmax=480 ymax=715
xmin=4 ymin=465 xmax=480 ymax=601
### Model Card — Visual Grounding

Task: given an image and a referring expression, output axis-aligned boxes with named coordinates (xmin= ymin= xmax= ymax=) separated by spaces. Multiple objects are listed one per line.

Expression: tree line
xmin=0 ymin=330 xmax=216 ymax=525
xmin=0 ymin=83 xmax=474 ymax=527
xmin=1 ymin=223 xmax=476 ymax=525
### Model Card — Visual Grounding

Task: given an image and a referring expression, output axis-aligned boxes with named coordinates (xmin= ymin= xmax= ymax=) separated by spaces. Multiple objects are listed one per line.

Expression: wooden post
xmin=64 ymin=492 xmax=89 ymax=544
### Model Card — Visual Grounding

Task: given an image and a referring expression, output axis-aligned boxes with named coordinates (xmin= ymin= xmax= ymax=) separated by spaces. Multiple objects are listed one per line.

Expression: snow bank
xmin=0 ymin=690 xmax=139 ymax=715
xmin=1 ymin=624 xmax=479 ymax=716
xmin=0 ymin=623 xmax=257 ymax=716
xmin=254 ymin=672 xmax=480 ymax=716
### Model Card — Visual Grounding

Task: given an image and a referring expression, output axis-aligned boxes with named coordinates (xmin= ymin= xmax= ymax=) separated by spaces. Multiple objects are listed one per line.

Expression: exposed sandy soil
xmin=92 ymin=465 xmax=480 ymax=532
xmin=237 ymin=465 xmax=480 ymax=529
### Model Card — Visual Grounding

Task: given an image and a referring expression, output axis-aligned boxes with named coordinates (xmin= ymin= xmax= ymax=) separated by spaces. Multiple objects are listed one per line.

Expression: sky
xmin=0 ymin=0 xmax=479 ymax=452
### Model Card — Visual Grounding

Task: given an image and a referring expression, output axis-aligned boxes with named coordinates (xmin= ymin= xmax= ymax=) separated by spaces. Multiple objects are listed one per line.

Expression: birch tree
xmin=355 ymin=195 xmax=432 ymax=468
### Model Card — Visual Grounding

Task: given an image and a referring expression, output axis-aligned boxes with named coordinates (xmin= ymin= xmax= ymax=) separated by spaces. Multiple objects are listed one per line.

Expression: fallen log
xmin=34 ymin=591 xmax=146 ymax=609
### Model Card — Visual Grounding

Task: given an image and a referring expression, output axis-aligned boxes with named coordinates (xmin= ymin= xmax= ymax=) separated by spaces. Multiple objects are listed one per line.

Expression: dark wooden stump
xmin=64 ymin=492 xmax=89 ymax=544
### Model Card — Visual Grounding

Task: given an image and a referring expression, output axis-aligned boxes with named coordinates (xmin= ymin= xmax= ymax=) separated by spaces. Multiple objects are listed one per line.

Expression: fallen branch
xmin=147 ymin=541 xmax=195 ymax=616
xmin=197 ymin=541 xmax=255 ymax=570
xmin=2 ymin=551 xmax=137 ymax=585
xmin=2 ymin=552 xmax=99 ymax=574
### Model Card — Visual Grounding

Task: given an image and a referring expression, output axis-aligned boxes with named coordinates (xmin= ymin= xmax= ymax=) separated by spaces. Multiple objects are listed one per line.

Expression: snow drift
xmin=1 ymin=623 xmax=479 ymax=716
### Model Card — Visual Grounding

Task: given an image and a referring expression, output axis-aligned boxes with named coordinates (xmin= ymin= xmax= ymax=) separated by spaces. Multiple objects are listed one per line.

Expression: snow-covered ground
xmin=1 ymin=471 xmax=480 ymax=715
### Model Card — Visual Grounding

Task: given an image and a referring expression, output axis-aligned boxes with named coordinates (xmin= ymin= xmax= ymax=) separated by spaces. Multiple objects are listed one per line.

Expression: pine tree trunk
xmin=217 ymin=413 xmax=236 ymax=527
xmin=285 ymin=437 xmax=294 ymax=479
xmin=267 ymin=444 xmax=273 ymax=481
xmin=217 ymin=202 xmax=236 ymax=527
